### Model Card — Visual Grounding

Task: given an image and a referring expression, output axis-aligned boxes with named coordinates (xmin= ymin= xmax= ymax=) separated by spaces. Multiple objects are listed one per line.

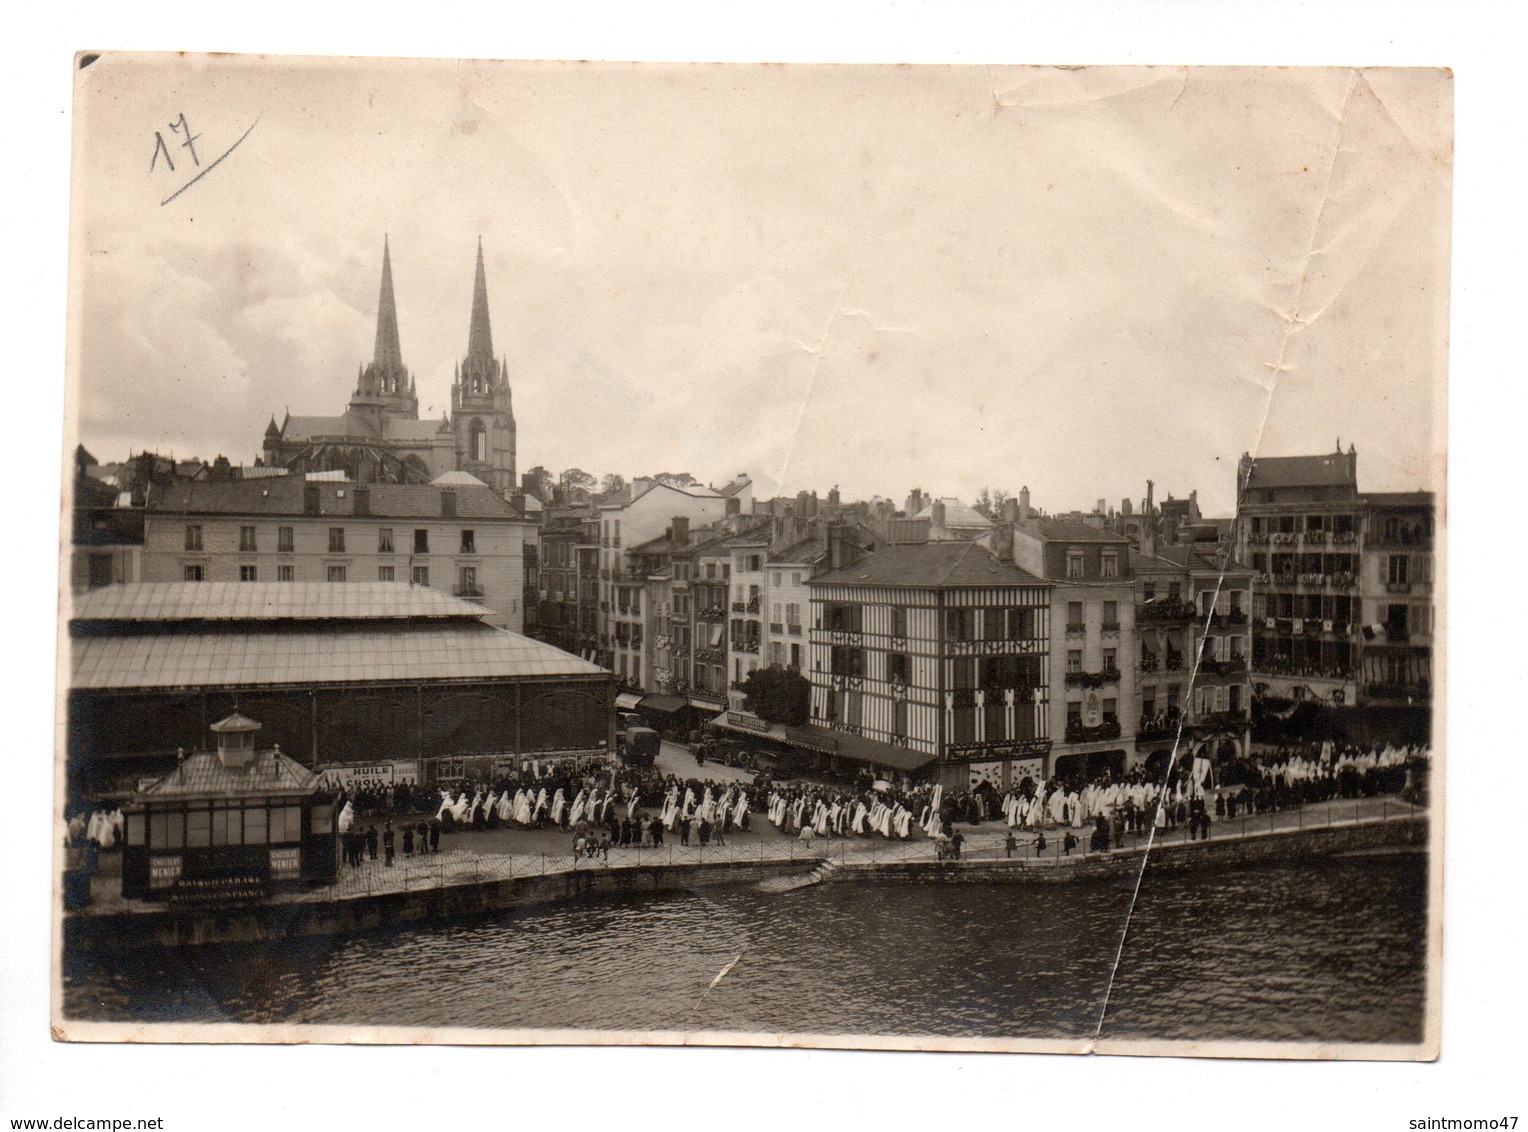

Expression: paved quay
xmin=79 ymin=794 xmax=1423 ymax=918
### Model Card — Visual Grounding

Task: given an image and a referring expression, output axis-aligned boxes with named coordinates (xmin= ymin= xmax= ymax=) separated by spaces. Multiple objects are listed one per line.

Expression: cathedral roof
xmin=280 ymin=412 xmax=379 ymax=442
xmin=431 ymin=470 xmax=489 ymax=487
xmin=466 ymin=237 xmax=495 ymax=363
xmin=384 ymin=418 xmax=450 ymax=442
xmin=373 ymin=236 xmax=404 ymax=373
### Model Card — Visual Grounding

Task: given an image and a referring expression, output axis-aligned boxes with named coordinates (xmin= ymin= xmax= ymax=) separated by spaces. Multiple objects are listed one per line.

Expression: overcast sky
xmin=68 ymin=58 xmax=1450 ymax=516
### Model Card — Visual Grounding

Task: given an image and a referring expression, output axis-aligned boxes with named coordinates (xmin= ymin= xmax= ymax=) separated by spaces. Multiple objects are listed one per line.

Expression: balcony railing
xmin=1197 ymin=656 xmax=1247 ymax=677
xmin=1100 ymin=621 xmax=1121 ymax=632
xmin=1363 ymin=680 xmax=1430 ymax=701
xmin=1065 ymin=716 xmax=1121 ymax=743
xmin=732 ymin=601 xmax=747 ymax=612
xmin=1137 ymin=598 xmax=1198 ymax=624
xmin=1064 ymin=668 xmax=1120 ymax=689
xmin=1192 ymin=710 xmax=1249 ymax=731
xmin=452 ymin=585 xmax=485 ymax=600
xmin=1137 ymin=709 xmax=1180 ymax=739
xmin=1065 ymin=622 xmax=1085 ymax=633
xmin=1139 ymin=652 xmax=1159 ymax=672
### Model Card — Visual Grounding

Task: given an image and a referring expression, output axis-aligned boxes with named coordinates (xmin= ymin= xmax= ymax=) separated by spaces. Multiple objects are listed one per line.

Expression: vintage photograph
xmin=57 ymin=56 xmax=1447 ymax=1056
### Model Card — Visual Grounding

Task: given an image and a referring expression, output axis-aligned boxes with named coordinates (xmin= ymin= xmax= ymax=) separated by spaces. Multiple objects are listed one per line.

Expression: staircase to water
xmin=757 ymin=859 xmax=838 ymax=894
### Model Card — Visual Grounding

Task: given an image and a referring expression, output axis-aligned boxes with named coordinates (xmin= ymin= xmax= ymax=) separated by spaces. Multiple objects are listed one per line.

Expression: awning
xmin=688 ymin=696 xmax=726 ymax=711
xmin=784 ymin=722 xmax=938 ymax=774
xmin=707 ymin=713 xmax=937 ymax=774
xmin=615 ymin=692 xmax=643 ymax=710
xmin=638 ymin=693 xmax=687 ymax=713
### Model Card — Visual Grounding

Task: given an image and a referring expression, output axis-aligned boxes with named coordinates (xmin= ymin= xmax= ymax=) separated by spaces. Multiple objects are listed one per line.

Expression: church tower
xmin=349 ymin=236 xmax=420 ymax=428
xmin=450 ymin=239 xmax=517 ymax=495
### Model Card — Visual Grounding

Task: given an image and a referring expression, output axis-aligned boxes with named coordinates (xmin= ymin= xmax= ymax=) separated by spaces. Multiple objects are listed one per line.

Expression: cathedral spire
xmin=466 ymin=237 xmax=494 ymax=363
xmin=373 ymin=235 xmax=404 ymax=372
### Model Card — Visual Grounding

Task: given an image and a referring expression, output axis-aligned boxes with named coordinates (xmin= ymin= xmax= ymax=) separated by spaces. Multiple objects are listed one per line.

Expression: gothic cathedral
xmin=261 ymin=239 xmax=517 ymax=495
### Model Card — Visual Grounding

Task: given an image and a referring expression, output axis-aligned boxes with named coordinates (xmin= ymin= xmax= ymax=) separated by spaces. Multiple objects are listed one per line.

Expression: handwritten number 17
xmin=150 ymin=113 xmax=201 ymax=174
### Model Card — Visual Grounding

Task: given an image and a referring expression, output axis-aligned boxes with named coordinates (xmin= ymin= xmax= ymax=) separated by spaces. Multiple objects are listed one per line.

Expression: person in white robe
xmin=514 ymin=789 xmax=533 ymax=825
xmin=732 ymin=793 xmax=749 ymax=830
xmin=338 ymin=800 xmax=355 ymax=833
xmin=436 ymin=791 xmax=454 ymax=821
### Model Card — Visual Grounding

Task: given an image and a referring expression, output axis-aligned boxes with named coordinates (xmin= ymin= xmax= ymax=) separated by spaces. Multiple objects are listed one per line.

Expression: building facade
xmin=1009 ymin=520 xmax=1139 ymax=781
xmin=1234 ymin=446 xmax=1435 ymax=742
xmin=141 ymin=476 xmax=531 ymax=631
xmin=807 ymin=534 xmax=1052 ymax=790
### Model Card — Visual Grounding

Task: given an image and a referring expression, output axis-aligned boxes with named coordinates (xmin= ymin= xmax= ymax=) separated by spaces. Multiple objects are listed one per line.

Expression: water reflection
xmin=65 ymin=855 xmax=1426 ymax=1044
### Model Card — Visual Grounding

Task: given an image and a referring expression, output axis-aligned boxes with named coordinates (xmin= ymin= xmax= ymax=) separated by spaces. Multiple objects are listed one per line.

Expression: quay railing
xmin=316 ymin=796 xmax=1424 ymax=897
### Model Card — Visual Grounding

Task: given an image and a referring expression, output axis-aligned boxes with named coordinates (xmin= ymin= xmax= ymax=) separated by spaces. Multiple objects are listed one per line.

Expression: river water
xmin=63 ymin=853 xmax=1428 ymax=1044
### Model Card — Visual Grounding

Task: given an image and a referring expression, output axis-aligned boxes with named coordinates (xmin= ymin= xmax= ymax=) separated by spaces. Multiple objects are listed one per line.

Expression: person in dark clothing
xmin=1063 ymin=831 xmax=1078 ymax=857
xmin=619 ymin=818 xmax=632 ymax=846
xmin=649 ymin=818 xmax=664 ymax=847
xmin=366 ymin=825 xmax=379 ymax=861
xmin=1004 ymin=831 xmax=1017 ymax=859
xmin=402 ymin=826 xmax=414 ymax=857
xmin=429 ymin=822 xmax=440 ymax=853
xmin=416 ymin=821 xmax=430 ymax=853
xmin=679 ymin=816 xmax=692 ymax=846
xmin=1034 ymin=832 xmax=1047 ymax=857
xmin=949 ymin=830 xmax=965 ymax=860
xmin=383 ymin=822 xmax=395 ymax=866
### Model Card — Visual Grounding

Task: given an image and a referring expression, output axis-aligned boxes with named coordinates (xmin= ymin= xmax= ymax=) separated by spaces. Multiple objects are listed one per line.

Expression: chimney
xmin=1188 ymin=489 xmax=1200 ymax=520
xmin=931 ymin=499 xmax=947 ymax=534
xmin=1001 ymin=497 xmax=1019 ymax=523
xmin=1018 ymin=486 xmax=1031 ymax=521
xmin=671 ymin=515 xmax=690 ymax=546
xmin=1142 ymin=480 xmax=1157 ymax=558
xmin=826 ymin=521 xmax=854 ymax=570
xmin=1121 ymin=497 xmax=1132 ymax=516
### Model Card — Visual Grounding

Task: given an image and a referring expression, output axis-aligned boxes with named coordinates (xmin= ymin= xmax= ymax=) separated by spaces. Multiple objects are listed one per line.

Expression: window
xmin=239 ymin=525 xmax=257 ymax=552
xmin=830 ymin=647 xmax=866 ymax=677
xmin=184 ymin=564 xmax=204 ymax=582
xmin=826 ymin=602 xmax=864 ymax=632
xmin=1143 ymin=582 xmax=1156 ymax=601
xmin=887 ymin=653 xmax=912 ymax=684
xmin=1005 ymin=608 xmax=1035 ymax=639
xmin=790 ymin=643 xmax=801 ymax=668
xmin=239 ymin=565 xmax=257 ymax=582
xmin=412 ymin=565 xmax=430 ymax=587
xmin=772 ymin=571 xmax=782 ymax=587
xmin=1229 ymin=685 xmax=1243 ymax=712
xmin=1067 ymin=649 xmax=1082 ymax=672
xmin=981 ymin=609 xmax=1006 ymax=640
xmin=890 ymin=606 xmax=908 ymax=638
xmin=458 ymin=566 xmax=478 ymax=595
xmin=277 ymin=564 xmax=294 ymax=582
xmin=1168 ymin=582 xmax=1181 ymax=600
xmin=1307 ymin=514 xmax=1326 ymax=532
xmin=461 ymin=529 xmax=476 ymax=554
xmin=328 ymin=527 xmax=346 ymax=553
xmin=1101 ymin=551 xmax=1118 ymax=578
xmin=184 ymin=524 xmax=202 ymax=551
xmin=1066 ymin=601 xmax=1083 ymax=629
xmin=945 ymin=608 xmax=972 ymax=641
xmin=892 ymin=700 xmax=909 ymax=740
xmin=1388 ymin=555 xmax=1409 ymax=585
xmin=278 ymin=526 xmax=294 ymax=553
xmin=791 ymin=572 xmax=802 ymax=586
xmin=414 ymin=529 xmax=430 ymax=554
xmin=1102 ymin=600 xmax=1118 ymax=626
xmin=378 ymin=565 xmax=395 ymax=582
xmin=470 ymin=418 xmax=488 ymax=462
xmin=378 ymin=528 xmax=394 ymax=554
xmin=327 ymin=565 xmax=347 ymax=583
xmin=1066 ymin=550 xmax=1084 ymax=579
xmin=1103 ymin=647 xmax=1117 ymax=671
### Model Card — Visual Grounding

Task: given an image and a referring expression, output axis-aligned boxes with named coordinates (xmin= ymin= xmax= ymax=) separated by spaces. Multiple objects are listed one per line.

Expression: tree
xmin=974 ymin=487 xmax=1012 ymax=519
xmin=653 ymin=471 xmax=701 ymax=488
xmin=600 ymin=472 xmax=628 ymax=497
xmin=559 ymin=467 xmax=597 ymax=499
xmin=740 ymin=665 xmax=811 ymax=727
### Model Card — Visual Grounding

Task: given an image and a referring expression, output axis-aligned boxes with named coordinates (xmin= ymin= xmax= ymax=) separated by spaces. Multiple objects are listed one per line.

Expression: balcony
xmin=1137 ymin=598 xmax=1197 ymax=624
xmin=1065 ymin=716 xmax=1121 ymax=743
xmin=1254 ymin=658 xmax=1354 ymax=681
xmin=1209 ymin=610 xmax=1249 ymax=628
xmin=1139 ymin=651 xmax=1159 ymax=672
xmin=1197 ymin=656 xmax=1248 ymax=677
xmin=732 ymin=601 xmax=747 ymax=613
xmin=1192 ymin=710 xmax=1249 ymax=731
xmin=1164 ymin=653 xmax=1185 ymax=672
xmin=1363 ymin=680 xmax=1430 ymax=701
xmin=1065 ymin=622 xmax=1085 ymax=634
xmin=788 ymin=624 xmax=803 ymax=636
xmin=1137 ymin=709 xmax=1180 ymax=740
xmin=1100 ymin=621 xmax=1121 ymax=632
xmin=1064 ymin=668 xmax=1120 ymax=689
xmin=452 ymin=585 xmax=485 ymax=600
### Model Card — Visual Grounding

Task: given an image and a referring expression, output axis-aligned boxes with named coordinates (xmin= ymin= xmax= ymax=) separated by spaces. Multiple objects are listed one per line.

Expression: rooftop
xmin=769 ymin=537 xmax=826 ymax=566
xmin=147 ymin=476 xmax=524 ymax=521
xmin=1018 ymin=519 xmax=1133 ymax=544
xmin=72 ymin=621 xmax=608 ymax=691
xmin=138 ymin=748 xmax=320 ymax=799
xmin=71 ymin=581 xmax=490 ymax=624
xmin=1241 ymin=452 xmax=1357 ymax=491
xmin=812 ymin=541 xmax=1043 ymax=589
